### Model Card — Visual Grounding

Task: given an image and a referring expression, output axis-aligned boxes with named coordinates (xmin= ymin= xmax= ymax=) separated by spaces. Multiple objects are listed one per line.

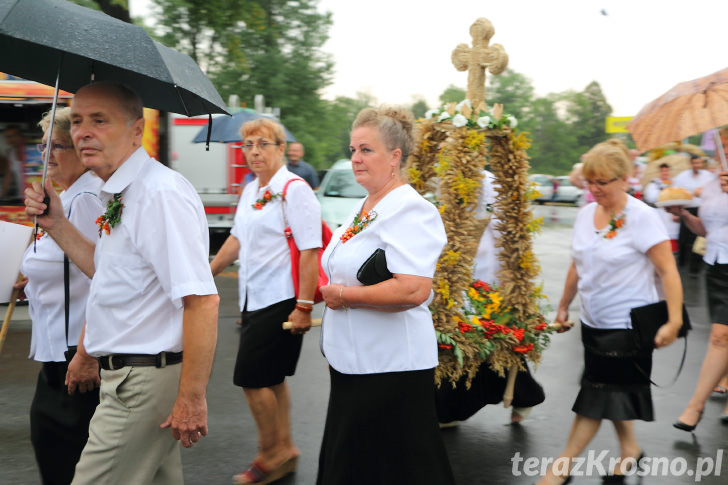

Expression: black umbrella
xmin=0 ymin=0 xmax=230 ymax=246
xmin=191 ymin=110 xmax=297 ymax=144
xmin=0 ymin=0 xmax=229 ymax=117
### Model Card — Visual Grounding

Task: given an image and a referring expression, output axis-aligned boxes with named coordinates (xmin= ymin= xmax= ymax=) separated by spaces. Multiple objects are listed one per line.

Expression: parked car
xmin=316 ymin=159 xmax=366 ymax=229
xmin=528 ymin=174 xmax=553 ymax=204
xmin=552 ymin=176 xmax=584 ymax=205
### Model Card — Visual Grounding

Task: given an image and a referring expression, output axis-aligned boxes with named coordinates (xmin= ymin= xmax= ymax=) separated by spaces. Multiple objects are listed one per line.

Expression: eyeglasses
xmin=241 ymin=141 xmax=279 ymax=152
xmin=585 ymin=177 xmax=618 ymax=187
xmin=37 ymin=143 xmax=74 ymax=153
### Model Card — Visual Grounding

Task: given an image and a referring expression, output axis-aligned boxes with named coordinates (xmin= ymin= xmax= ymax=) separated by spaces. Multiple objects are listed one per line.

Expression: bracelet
xmin=339 ymin=286 xmax=347 ymax=308
xmin=297 ymin=299 xmax=314 ymax=305
xmin=295 ymin=303 xmax=313 ymax=313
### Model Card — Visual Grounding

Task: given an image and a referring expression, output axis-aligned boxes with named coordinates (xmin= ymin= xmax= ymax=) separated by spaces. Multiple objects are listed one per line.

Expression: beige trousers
xmin=71 ymin=364 xmax=183 ymax=485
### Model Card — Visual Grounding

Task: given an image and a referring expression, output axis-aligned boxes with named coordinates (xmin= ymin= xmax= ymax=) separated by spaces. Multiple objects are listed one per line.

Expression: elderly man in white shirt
xmin=25 ymin=82 xmax=219 ymax=485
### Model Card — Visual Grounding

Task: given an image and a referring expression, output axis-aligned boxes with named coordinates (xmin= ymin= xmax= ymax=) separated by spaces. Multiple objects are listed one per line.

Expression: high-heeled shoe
xmin=673 ymin=411 xmax=703 ymax=432
xmin=602 ymin=452 xmax=645 ymax=483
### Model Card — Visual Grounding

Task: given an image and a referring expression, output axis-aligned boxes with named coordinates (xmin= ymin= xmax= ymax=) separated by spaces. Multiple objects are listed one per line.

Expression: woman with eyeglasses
xmin=209 ymin=119 xmax=321 ymax=484
xmin=16 ymin=107 xmax=103 ymax=485
xmin=538 ymin=139 xmax=683 ymax=485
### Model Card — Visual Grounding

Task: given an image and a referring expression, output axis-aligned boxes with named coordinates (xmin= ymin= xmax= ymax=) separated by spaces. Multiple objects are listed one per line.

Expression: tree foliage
xmin=151 ymin=0 xmax=333 ymax=168
xmin=440 ymin=72 xmax=613 ymax=174
xmin=72 ymin=1 xmax=617 ymax=173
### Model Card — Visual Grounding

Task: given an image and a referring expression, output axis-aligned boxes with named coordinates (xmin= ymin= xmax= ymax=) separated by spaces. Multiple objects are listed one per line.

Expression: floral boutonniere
xmin=252 ymin=189 xmax=280 ymax=210
xmin=96 ymin=193 xmax=124 ymax=237
xmin=341 ymin=210 xmax=377 ymax=243
xmin=604 ymin=212 xmax=625 ymax=240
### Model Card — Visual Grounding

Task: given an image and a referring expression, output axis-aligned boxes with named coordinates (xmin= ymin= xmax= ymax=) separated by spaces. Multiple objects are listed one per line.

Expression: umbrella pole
xmin=33 ymin=64 xmax=62 ymax=253
xmin=714 ymin=130 xmax=728 ymax=171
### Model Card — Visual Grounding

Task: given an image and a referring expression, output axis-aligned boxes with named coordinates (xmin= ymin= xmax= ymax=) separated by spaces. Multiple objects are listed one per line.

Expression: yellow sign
xmin=605 ymin=116 xmax=633 ymax=134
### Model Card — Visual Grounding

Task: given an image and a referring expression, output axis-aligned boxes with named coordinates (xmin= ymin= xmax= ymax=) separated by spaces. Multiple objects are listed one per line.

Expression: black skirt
xmin=233 ymin=298 xmax=302 ymax=388
xmin=706 ymin=263 xmax=728 ymax=325
xmin=572 ymin=323 xmax=654 ymax=421
xmin=435 ymin=358 xmax=545 ymax=423
xmin=317 ymin=367 xmax=455 ymax=485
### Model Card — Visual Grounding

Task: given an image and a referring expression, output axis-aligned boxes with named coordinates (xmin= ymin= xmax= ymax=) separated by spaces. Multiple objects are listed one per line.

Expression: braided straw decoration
xmin=485 ymin=130 xmax=543 ymax=376
xmin=408 ymin=119 xmax=543 ymax=384
xmin=407 ymin=121 xmax=489 ymax=385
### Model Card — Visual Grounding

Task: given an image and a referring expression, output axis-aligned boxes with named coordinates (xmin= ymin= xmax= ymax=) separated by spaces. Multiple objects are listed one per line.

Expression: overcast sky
xmin=130 ymin=0 xmax=728 ymax=117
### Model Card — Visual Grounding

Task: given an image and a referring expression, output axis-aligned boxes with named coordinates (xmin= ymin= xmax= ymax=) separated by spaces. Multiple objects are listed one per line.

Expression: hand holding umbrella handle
xmin=282 ymin=318 xmax=322 ymax=330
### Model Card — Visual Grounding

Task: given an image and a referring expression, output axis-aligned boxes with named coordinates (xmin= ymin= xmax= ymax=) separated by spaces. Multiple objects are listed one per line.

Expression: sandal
xmin=233 ymin=456 xmax=298 ymax=485
xmin=713 ymin=385 xmax=727 ymax=395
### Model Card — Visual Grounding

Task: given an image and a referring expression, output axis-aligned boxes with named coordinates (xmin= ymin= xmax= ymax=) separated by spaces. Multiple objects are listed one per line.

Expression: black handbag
xmin=630 ymin=300 xmax=691 ymax=351
xmin=630 ymin=300 xmax=692 ymax=387
xmin=356 ymin=248 xmax=393 ymax=286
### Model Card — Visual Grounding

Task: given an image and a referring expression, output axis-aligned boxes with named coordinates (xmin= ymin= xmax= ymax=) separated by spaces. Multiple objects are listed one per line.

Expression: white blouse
xmin=321 ymin=184 xmax=447 ymax=374
xmin=21 ymin=171 xmax=103 ymax=362
xmin=699 ymin=178 xmax=728 ymax=265
xmin=231 ymin=166 xmax=322 ymax=312
xmin=572 ymin=196 xmax=668 ymax=330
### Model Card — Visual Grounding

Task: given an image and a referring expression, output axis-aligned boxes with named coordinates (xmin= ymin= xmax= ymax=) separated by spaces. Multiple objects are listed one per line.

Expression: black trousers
xmin=30 ymin=361 xmax=99 ymax=485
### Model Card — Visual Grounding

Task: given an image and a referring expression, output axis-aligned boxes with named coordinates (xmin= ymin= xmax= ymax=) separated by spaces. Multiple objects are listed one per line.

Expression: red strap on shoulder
xmin=282 ymin=178 xmax=305 ymax=199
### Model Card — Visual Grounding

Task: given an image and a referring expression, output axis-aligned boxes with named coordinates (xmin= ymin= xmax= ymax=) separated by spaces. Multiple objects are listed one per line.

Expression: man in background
xmin=286 ymin=142 xmax=319 ymax=189
xmin=1 ymin=125 xmax=25 ymax=199
xmin=673 ymin=154 xmax=716 ymax=277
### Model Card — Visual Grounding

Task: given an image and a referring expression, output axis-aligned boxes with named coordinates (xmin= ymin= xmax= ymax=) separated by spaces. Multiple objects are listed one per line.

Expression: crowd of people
xmin=11 ymin=80 xmax=728 ymax=484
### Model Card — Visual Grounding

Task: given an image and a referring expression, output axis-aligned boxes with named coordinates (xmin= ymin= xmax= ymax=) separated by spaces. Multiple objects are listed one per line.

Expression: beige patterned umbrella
xmin=627 ymin=67 xmax=728 ymax=154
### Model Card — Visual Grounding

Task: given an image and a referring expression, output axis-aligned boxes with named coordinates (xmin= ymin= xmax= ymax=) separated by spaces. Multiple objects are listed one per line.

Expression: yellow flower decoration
xmin=442 ymin=250 xmax=461 ymax=267
xmin=527 ymin=215 xmax=544 ymax=234
xmin=453 ymin=173 xmax=480 ymax=206
xmin=464 ymin=131 xmax=486 ymax=151
xmin=408 ymin=167 xmax=423 ymax=191
xmin=436 ymin=279 xmax=451 ymax=301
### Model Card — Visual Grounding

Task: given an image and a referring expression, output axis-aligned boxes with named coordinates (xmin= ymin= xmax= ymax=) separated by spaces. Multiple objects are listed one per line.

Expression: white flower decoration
xmin=477 ymin=116 xmax=491 ymax=128
xmin=425 ymin=109 xmax=438 ymax=119
xmin=506 ymin=115 xmax=518 ymax=128
xmin=455 ymin=99 xmax=472 ymax=112
xmin=437 ymin=111 xmax=452 ymax=122
xmin=452 ymin=114 xmax=468 ymax=127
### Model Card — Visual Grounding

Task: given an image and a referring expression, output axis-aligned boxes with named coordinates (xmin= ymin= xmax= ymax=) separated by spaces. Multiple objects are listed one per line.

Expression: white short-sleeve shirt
xmin=572 ymin=196 xmax=668 ymax=330
xmin=230 ymin=166 xmax=322 ymax=312
xmin=673 ymin=169 xmax=716 ymax=206
xmin=321 ymin=184 xmax=447 ymax=374
xmin=84 ymin=148 xmax=217 ymax=356
xmin=22 ymin=171 xmax=103 ymax=362
xmin=699 ymin=178 xmax=728 ymax=265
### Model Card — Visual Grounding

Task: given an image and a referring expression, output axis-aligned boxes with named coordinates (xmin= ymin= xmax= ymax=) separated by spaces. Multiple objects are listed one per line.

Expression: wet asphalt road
xmin=1 ymin=205 xmax=726 ymax=484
